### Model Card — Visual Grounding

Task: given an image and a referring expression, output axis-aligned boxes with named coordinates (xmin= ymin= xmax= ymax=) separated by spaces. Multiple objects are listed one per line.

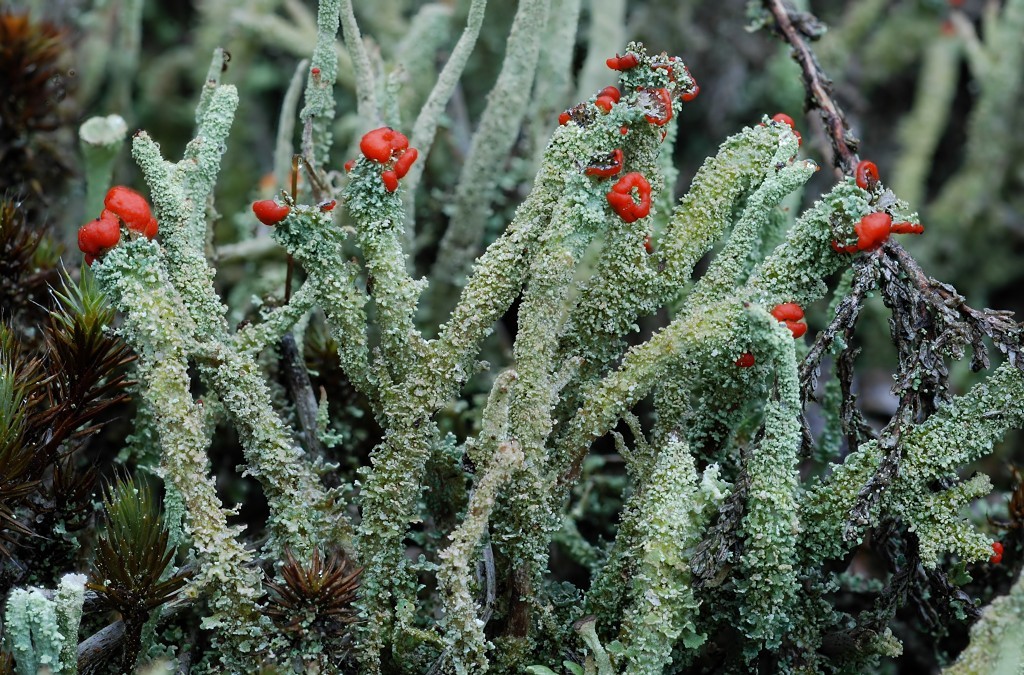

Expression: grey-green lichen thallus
xmin=3 ymin=0 xmax=1024 ymax=673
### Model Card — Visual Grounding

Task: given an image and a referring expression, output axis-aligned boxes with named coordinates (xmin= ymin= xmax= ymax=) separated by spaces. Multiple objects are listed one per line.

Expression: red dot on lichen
xmin=585 ymin=148 xmax=624 ymax=179
xmin=787 ymin=321 xmax=808 ymax=339
xmin=606 ymin=53 xmax=639 ymax=70
xmin=771 ymin=303 xmax=804 ymax=322
xmin=854 ymin=212 xmax=892 ymax=251
xmin=643 ymin=88 xmax=674 ymax=126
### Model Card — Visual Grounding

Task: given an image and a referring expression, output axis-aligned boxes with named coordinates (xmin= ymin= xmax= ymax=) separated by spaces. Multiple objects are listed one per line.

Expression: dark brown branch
xmin=279 ymin=332 xmax=326 ymax=461
xmin=835 ymin=343 xmax=875 ymax=454
xmin=691 ymin=448 xmax=755 ymax=589
xmin=762 ymin=0 xmax=860 ymax=175
xmin=77 ymin=621 xmax=125 ymax=674
xmin=887 ymin=242 xmax=1024 ymax=370
xmin=799 ymin=257 xmax=879 ymax=396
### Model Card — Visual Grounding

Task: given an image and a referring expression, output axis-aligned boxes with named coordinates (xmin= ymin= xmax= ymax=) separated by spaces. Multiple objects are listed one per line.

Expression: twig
xmin=886 ymin=242 xmax=1024 ymax=370
xmin=761 ymin=0 xmax=860 ymax=176
xmin=799 ymin=257 xmax=878 ymax=396
xmin=279 ymin=332 xmax=326 ymax=460
xmin=763 ymin=0 xmax=1024 ymax=544
xmin=77 ymin=597 xmax=189 ymax=674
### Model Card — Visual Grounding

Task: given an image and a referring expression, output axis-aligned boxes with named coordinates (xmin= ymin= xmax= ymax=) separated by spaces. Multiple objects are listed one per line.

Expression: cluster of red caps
xmin=571 ymin=107 xmax=652 ymax=224
xmin=78 ymin=187 xmax=159 ymax=265
xmin=832 ymin=160 xmax=924 ymax=254
xmin=570 ymin=51 xmax=701 ymax=225
xmin=771 ymin=303 xmax=807 ymax=339
xmin=580 ymin=146 xmax=653 ymax=236
xmin=605 ymin=51 xmax=699 ymax=125
xmin=735 ymin=303 xmax=809 ymax=368
xmin=252 ymin=127 xmax=417 ymax=226
xmin=252 ymin=197 xmax=335 ymax=226
xmin=559 ymin=50 xmax=698 ymax=129
xmin=349 ymin=127 xmax=419 ymax=192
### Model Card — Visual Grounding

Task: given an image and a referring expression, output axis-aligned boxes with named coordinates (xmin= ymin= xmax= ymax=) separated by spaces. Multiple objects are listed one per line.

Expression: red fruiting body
xmin=771 ymin=303 xmax=806 ymax=338
xmin=311 ymin=67 xmax=321 ymax=76
xmin=140 ymin=217 xmax=159 ymax=239
xmin=252 ymin=199 xmax=291 ymax=226
xmin=680 ymin=65 xmax=699 ymax=101
xmin=855 ymin=160 xmax=880 ymax=191
xmin=359 ymin=127 xmax=409 ymax=163
xmin=559 ymin=111 xmax=572 ymax=125
xmin=319 ymin=199 xmax=337 ymax=212
xmin=606 ymin=53 xmax=639 ymax=70
xmin=393 ymin=147 xmax=418 ymax=179
xmin=104 ymin=186 xmax=152 ymax=232
xmin=594 ymin=86 xmax=621 ymax=113
xmin=585 ymin=148 xmax=624 ymax=178
xmin=991 ymin=541 xmax=1004 ymax=564
xmin=643 ymin=88 xmax=674 ymax=126
xmin=606 ymin=172 xmax=652 ymax=223
xmin=854 ymin=212 xmax=892 ymax=251
xmin=771 ymin=303 xmax=804 ymax=322
xmin=78 ymin=210 xmax=121 ymax=258
xmin=771 ymin=113 xmax=802 ymax=146
xmin=771 ymin=113 xmax=796 ymax=128
xmin=833 ymin=213 xmax=896 ymax=253
xmin=652 ymin=61 xmax=677 ymax=82
xmin=620 ymin=126 xmax=628 ymax=135
xmin=382 ymin=170 xmax=399 ymax=192
xmin=890 ymin=221 xmax=925 ymax=235
xmin=735 ymin=352 xmax=755 ymax=368
xmin=344 ymin=159 xmax=356 ymax=172
xmin=644 ymin=234 xmax=653 ymax=254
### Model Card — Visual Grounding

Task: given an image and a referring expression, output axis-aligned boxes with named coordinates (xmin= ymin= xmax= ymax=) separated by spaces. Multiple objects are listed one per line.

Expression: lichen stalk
xmin=437 ymin=441 xmax=524 ymax=675
xmin=92 ymin=241 xmax=263 ymax=665
xmin=300 ymin=0 xmax=344 ymax=166
xmin=617 ymin=441 xmax=727 ymax=671
xmin=338 ymin=0 xmax=379 ymax=130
